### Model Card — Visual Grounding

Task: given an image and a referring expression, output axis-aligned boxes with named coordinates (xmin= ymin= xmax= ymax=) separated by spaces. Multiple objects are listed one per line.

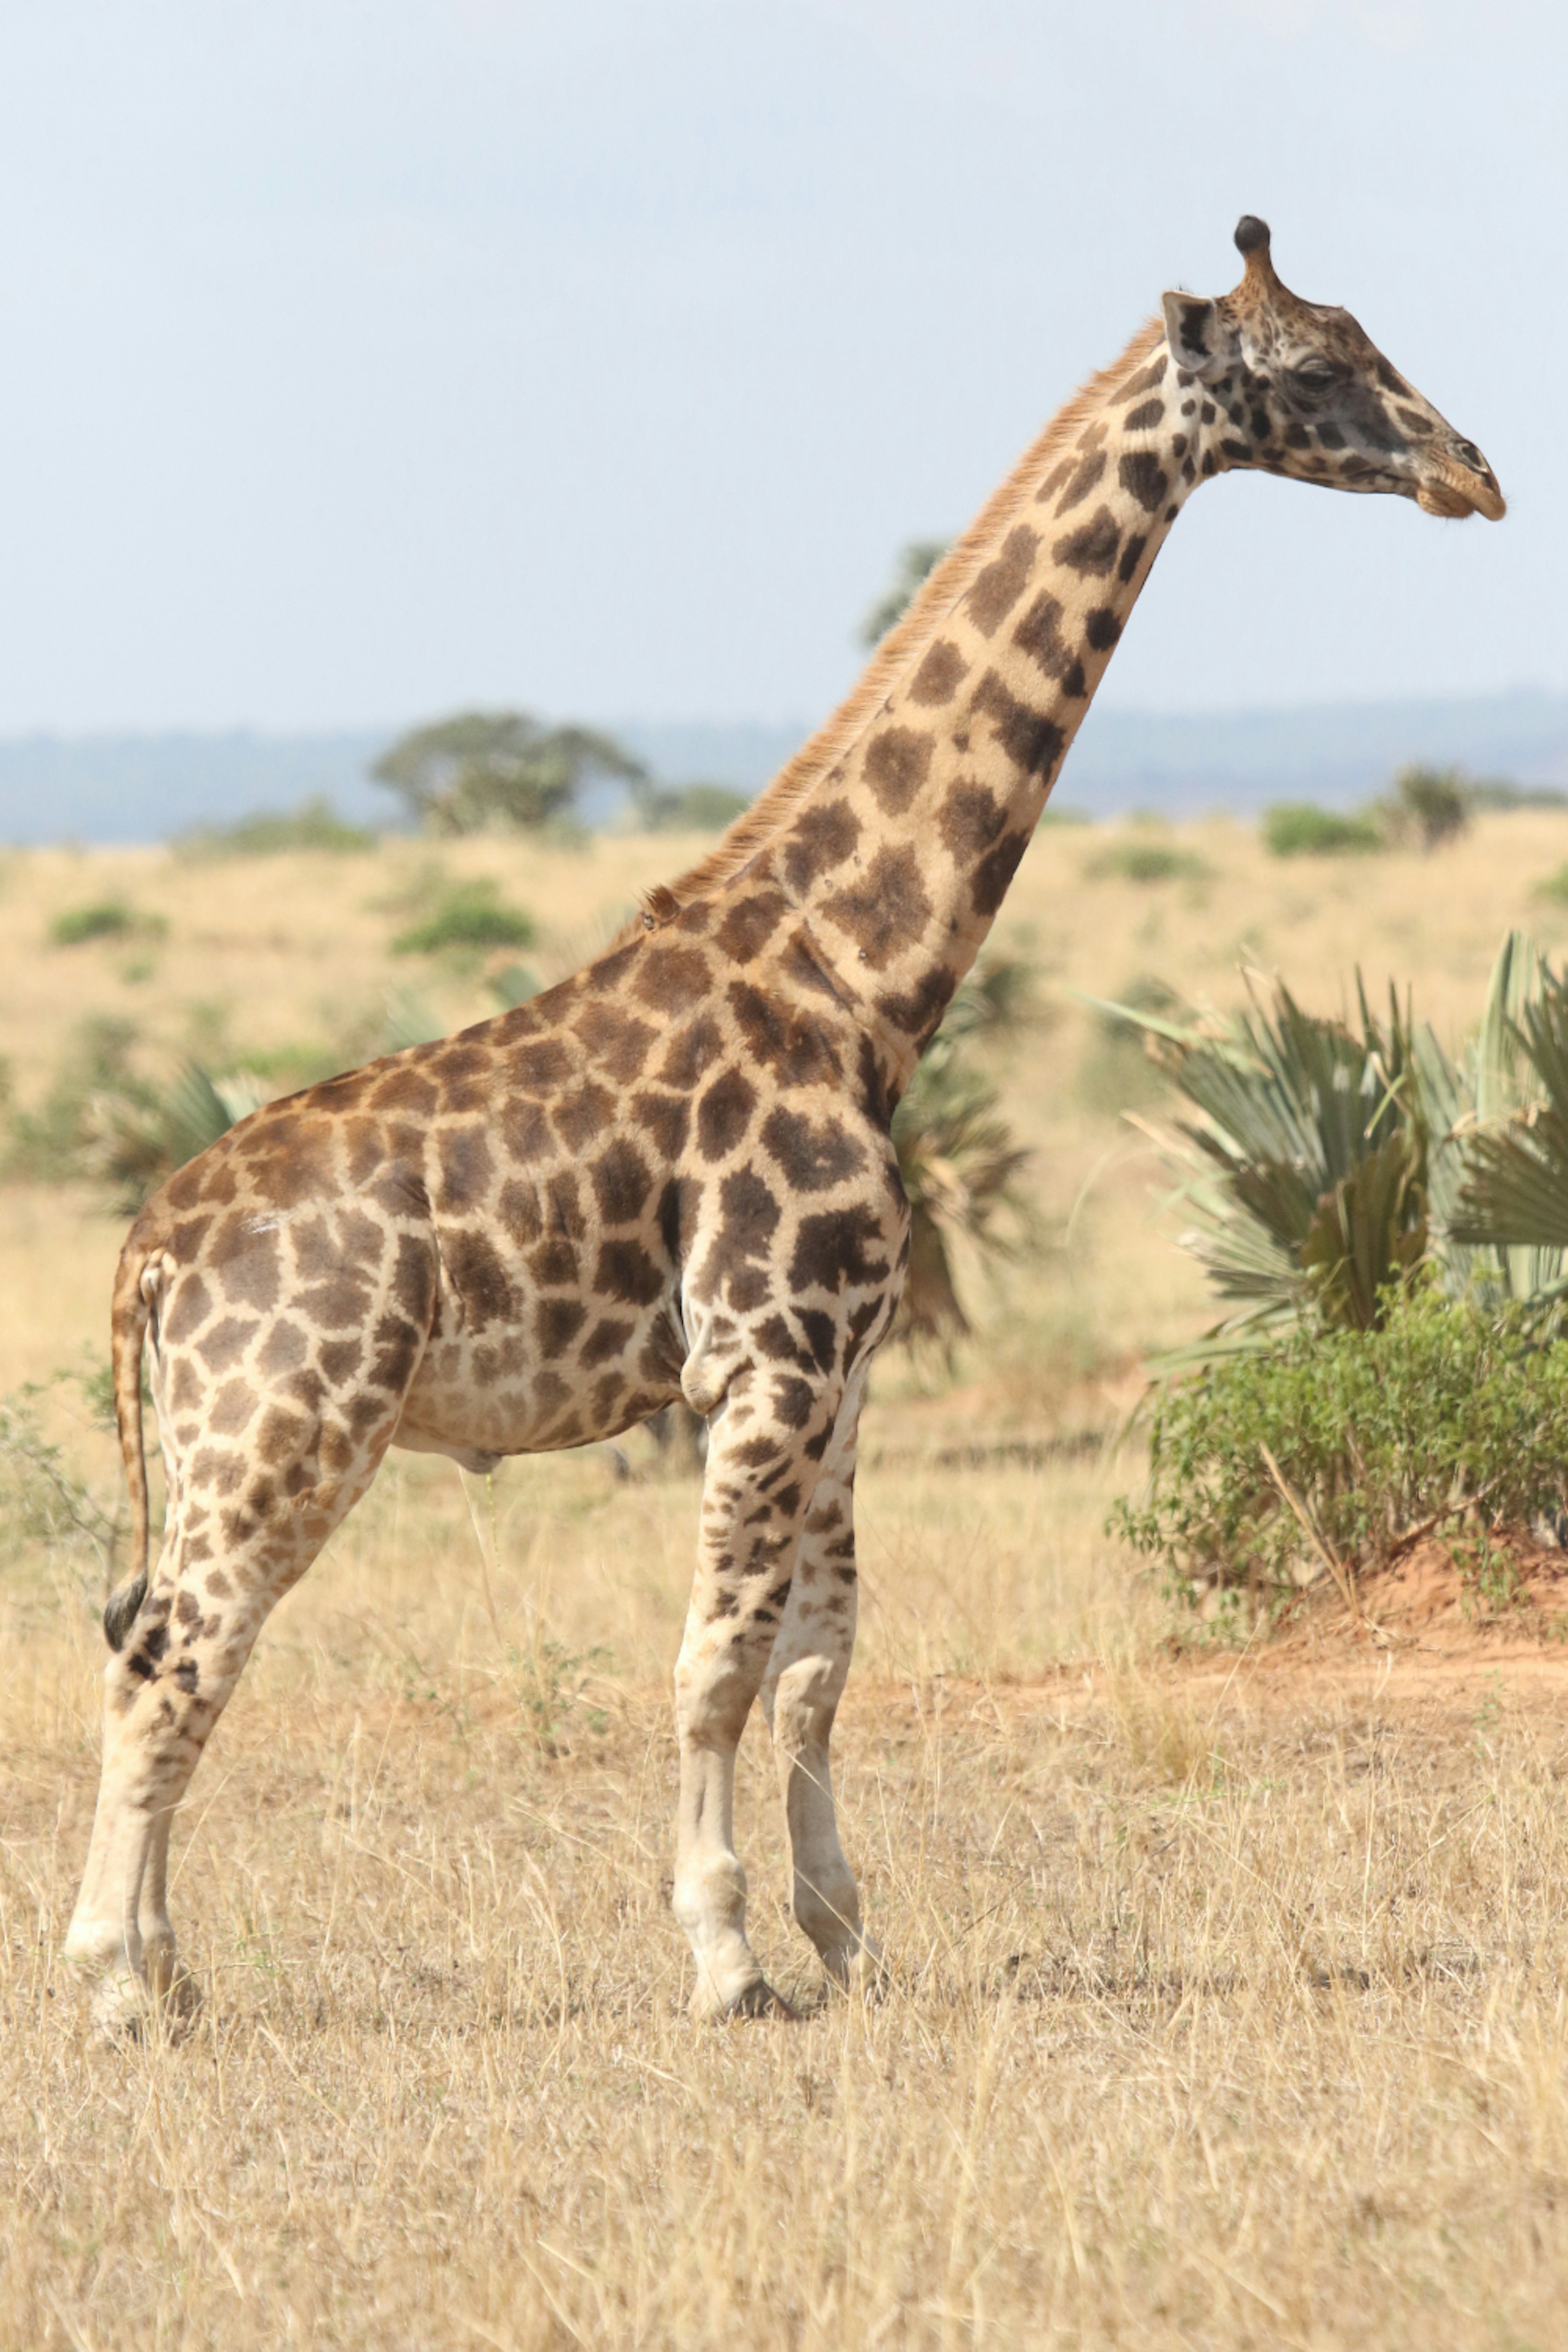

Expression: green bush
xmin=175 ymin=797 xmax=376 ymax=859
xmin=390 ymin=878 xmax=537 ymax=957
xmin=1087 ymin=839 xmax=1210 ymax=884
xmin=1261 ymin=803 xmax=1384 ymax=858
xmin=1383 ymin=763 xmax=1470 ymax=851
xmin=50 ymin=901 xmax=159 ymax=946
xmin=635 ymin=782 xmax=750 ymax=832
xmin=1534 ymin=865 xmax=1568 ymax=904
xmin=1113 ymin=1284 xmax=1568 ymax=1602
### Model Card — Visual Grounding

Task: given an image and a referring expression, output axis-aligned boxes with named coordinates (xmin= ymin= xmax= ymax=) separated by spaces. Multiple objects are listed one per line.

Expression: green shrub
xmin=1087 ymin=838 xmax=1210 ymax=884
xmin=390 ymin=878 xmax=537 ymax=957
xmin=1534 ymin=865 xmax=1568 ymax=904
xmin=1113 ymin=1285 xmax=1568 ymax=1603
xmin=1261 ymin=803 xmax=1383 ymax=858
xmin=635 ymin=782 xmax=750 ymax=832
xmin=50 ymin=901 xmax=156 ymax=946
xmin=1382 ymin=763 xmax=1470 ymax=851
xmin=175 ymin=797 xmax=376 ymax=859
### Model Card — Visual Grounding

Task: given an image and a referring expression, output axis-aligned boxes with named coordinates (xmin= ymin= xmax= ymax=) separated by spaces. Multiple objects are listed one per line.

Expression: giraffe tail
xmin=102 ymin=1245 xmax=154 ymax=1652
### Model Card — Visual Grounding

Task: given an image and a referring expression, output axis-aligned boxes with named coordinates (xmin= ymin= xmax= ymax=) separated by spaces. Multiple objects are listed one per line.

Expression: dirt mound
xmin=1273 ymin=1533 xmax=1568 ymax=1659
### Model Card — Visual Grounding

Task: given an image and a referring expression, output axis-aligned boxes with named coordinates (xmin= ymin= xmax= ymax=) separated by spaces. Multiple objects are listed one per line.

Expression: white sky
xmin=0 ymin=0 xmax=1559 ymax=731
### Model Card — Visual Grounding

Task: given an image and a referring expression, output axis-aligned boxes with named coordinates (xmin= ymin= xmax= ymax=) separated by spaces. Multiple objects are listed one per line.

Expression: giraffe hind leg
xmin=762 ymin=1364 xmax=882 ymax=1993
xmin=65 ymin=1232 xmax=432 ymax=2033
xmin=672 ymin=1363 xmax=844 ymax=2021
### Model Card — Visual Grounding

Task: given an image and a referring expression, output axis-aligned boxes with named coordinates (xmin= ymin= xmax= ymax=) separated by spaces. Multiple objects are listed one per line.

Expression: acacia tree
xmin=372 ymin=710 xmax=646 ymax=835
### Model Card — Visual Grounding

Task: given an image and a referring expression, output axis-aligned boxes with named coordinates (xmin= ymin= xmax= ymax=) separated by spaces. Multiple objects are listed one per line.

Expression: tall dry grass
xmin=5 ymin=815 xmax=1568 ymax=2344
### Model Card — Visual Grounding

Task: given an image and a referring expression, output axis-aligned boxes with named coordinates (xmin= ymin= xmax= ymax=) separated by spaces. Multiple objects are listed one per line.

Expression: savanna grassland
xmin=6 ymin=812 xmax=1568 ymax=2348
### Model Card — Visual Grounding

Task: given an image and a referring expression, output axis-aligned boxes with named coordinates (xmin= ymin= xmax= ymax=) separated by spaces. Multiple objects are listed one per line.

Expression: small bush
xmin=50 ymin=901 xmax=156 ymax=946
xmin=1534 ymin=865 xmax=1568 ymax=905
xmin=1383 ymin=763 xmax=1470 ymax=852
xmin=175 ymin=797 xmax=376 ymax=860
xmin=635 ymin=782 xmax=750 ymax=832
xmin=390 ymin=878 xmax=537 ymax=957
xmin=1114 ymin=1285 xmax=1568 ymax=1604
xmin=1087 ymin=838 xmax=1209 ymax=884
xmin=1261 ymin=803 xmax=1383 ymax=858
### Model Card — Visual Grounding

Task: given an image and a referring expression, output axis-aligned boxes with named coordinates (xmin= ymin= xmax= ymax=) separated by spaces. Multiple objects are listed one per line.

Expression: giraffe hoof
xmin=689 ymin=1973 xmax=801 ymax=2023
xmin=86 ymin=1963 xmax=202 ymax=2044
xmin=824 ymin=1938 xmax=887 ymax=2001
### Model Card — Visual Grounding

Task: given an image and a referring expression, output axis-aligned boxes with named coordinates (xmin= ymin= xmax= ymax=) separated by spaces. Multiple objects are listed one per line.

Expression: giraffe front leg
xmin=672 ymin=1365 xmax=837 ymax=2021
xmin=762 ymin=1363 xmax=881 ymax=1993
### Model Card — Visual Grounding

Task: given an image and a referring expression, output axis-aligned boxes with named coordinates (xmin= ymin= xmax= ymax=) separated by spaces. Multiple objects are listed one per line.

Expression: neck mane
xmin=625 ymin=312 xmax=1221 ymax=1097
xmin=651 ymin=317 xmax=1165 ymax=915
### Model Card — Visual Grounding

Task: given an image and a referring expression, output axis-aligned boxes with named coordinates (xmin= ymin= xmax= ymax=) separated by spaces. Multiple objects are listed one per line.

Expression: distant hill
xmin=2 ymin=693 xmax=1567 ymax=844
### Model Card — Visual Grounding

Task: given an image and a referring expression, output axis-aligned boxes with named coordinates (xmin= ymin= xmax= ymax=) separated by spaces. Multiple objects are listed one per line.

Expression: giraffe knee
xmin=770 ymin=1654 xmax=845 ymax=1756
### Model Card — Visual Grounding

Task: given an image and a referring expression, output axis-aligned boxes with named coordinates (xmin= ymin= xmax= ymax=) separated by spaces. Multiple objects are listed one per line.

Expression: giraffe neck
xmin=751 ymin=325 xmax=1218 ymax=1094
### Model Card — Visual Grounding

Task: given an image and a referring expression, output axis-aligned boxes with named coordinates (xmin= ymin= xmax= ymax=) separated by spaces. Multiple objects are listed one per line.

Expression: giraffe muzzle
xmin=1416 ymin=449 xmax=1506 ymax=522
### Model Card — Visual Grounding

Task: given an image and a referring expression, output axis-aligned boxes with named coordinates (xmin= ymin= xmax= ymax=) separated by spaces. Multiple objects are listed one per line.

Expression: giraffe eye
xmin=1292 ymin=361 xmax=1338 ymax=395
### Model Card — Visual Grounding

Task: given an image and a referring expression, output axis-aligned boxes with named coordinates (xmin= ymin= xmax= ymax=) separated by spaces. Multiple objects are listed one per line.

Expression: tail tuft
xmin=103 ymin=1571 xmax=149 ymax=1653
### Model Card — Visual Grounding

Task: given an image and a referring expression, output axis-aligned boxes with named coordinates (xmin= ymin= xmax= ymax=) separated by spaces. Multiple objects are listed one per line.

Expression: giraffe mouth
xmin=1416 ymin=459 xmax=1506 ymax=522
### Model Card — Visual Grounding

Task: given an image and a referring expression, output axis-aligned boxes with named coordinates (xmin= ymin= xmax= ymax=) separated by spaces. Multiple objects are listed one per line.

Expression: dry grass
xmin=6 ymin=815 xmax=1568 ymax=2345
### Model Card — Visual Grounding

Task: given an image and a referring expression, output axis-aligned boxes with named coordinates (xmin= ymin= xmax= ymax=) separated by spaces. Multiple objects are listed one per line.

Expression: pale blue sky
xmin=0 ymin=0 xmax=1559 ymax=732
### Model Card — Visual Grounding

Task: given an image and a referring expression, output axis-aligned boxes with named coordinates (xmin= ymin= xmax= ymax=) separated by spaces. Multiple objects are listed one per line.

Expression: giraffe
xmin=64 ymin=218 xmax=1503 ymax=2031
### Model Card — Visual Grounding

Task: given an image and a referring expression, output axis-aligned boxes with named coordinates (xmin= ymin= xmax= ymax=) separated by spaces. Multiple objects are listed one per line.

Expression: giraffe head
xmin=1162 ymin=216 xmax=1504 ymax=521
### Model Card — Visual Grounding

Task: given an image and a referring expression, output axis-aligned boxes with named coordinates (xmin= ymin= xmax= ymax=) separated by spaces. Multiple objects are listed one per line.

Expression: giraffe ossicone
xmin=63 ymin=219 xmax=1503 ymax=2033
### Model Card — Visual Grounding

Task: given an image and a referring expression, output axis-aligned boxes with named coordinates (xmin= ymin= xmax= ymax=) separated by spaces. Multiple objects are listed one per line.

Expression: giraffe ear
xmin=1161 ymin=291 xmax=1230 ymax=381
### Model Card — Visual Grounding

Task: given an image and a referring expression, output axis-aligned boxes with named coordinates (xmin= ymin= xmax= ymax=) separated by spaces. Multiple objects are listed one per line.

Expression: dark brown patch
xmin=819 ymin=846 xmax=933 ymax=972
xmin=788 ymin=1206 xmax=891 ymax=1294
xmin=863 ymin=726 xmax=933 ymax=816
xmin=908 ymin=641 xmax=968 ymax=707
xmin=760 ymin=1107 xmax=867 ymax=1192
xmin=1117 ymin=534 xmax=1148 ymax=584
xmin=658 ymin=1016 xmax=724 ymax=1091
xmin=209 ymin=1217 xmax=282 ymax=1314
xmin=591 ymin=1136 xmax=653 ymax=1223
xmin=1085 ymin=607 xmax=1122 ymax=652
xmin=1051 ymin=449 xmax=1107 ymax=514
xmin=879 ymin=965 xmax=957 ymax=1042
xmin=497 ymin=1179 xmax=545 ymax=1250
xmin=371 ymin=1066 xmax=439 ymax=1116
xmin=318 ymin=1338 xmax=363 ymax=1386
xmin=437 ymin=1125 xmax=493 ymax=1215
xmin=715 ymin=891 xmax=788 ymax=965
xmin=971 ymin=672 xmax=1066 ymax=782
xmin=967 ymin=526 xmax=1039 ymax=636
xmin=633 ymin=943 xmax=713 ymax=1015
xmin=782 ymin=799 xmax=861 ymax=895
xmin=574 ymin=1002 xmax=657 ymax=1082
xmin=392 ymin=1234 xmax=436 ymax=1327
xmin=580 ymin=1316 xmax=633 ymax=1368
xmin=939 ymin=779 xmax=1007 ymax=862
xmin=1051 ymin=505 xmax=1121 ymax=577
xmin=595 ymin=1239 xmax=665 ymax=1307
xmin=1123 ymin=399 xmax=1165 ymax=433
xmin=971 ymin=828 xmax=1031 ymax=917
xmin=631 ymin=1091 xmax=691 ymax=1157
xmin=209 ymin=1379 xmax=258 ymax=1438
xmin=552 ymin=1082 xmax=616 ymax=1154
xmin=444 ymin=1228 xmax=514 ymax=1329
xmin=537 ymin=1296 xmax=589 ymax=1359
xmin=257 ymin=1318 xmax=310 ymax=1376
xmin=1119 ymin=451 xmax=1169 ymax=512
xmin=1012 ymin=592 xmax=1087 ymax=695
xmin=509 ymin=1036 xmax=575 ymax=1091
xmin=196 ymin=1315 xmax=257 ymax=1374
xmin=697 ymin=1067 xmax=758 ymax=1160
xmin=500 ymin=1095 xmax=556 ymax=1166
xmin=163 ymin=1274 xmax=212 ymax=1347
xmin=369 ymin=1313 xmax=422 ymax=1392
xmin=727 ymin=980 xmax=840 ymax=1089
